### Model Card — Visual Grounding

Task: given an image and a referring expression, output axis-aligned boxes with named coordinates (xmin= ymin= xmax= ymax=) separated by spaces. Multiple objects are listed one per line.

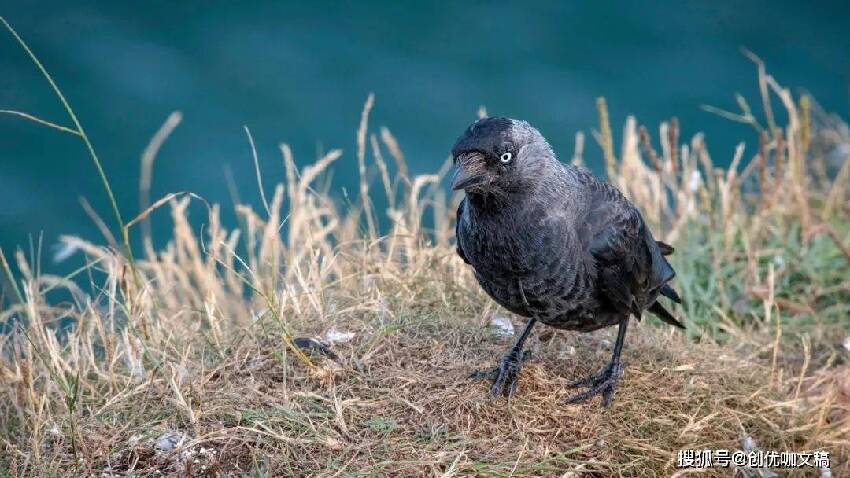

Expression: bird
xmin=452 ymin=116 xmax=683 ymax=406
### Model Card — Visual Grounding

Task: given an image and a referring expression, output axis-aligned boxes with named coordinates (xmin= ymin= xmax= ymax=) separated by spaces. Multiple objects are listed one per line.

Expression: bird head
xmin=451 ymin=117 xmax=555 ymax=197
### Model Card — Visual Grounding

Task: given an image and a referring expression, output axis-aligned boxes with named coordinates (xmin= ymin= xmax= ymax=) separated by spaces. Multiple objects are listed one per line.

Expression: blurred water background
xmin=1 ymin=1 xmax=849 ymax=256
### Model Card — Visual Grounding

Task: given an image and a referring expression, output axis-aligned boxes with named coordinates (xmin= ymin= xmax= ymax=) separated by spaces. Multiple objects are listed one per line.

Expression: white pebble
xmin=488 ymin=315 xmax=515 ymax=337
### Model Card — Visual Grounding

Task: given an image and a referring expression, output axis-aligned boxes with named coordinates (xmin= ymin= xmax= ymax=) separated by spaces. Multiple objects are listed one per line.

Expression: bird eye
xmin=500 ymin=152 xmax=512 ymax=163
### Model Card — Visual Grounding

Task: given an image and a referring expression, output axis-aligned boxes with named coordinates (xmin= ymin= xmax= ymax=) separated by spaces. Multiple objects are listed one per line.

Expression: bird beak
xmin=452 ymin=152 xmax=489 ymax=191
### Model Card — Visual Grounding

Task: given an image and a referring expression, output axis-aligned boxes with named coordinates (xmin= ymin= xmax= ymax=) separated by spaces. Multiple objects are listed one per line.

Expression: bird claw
xmin=471 ymin=349 xmax=531 ymax=399
xmin=565 ymin=362 xmax=624 ymax=407
xmin=567 ymin=361 xmax=616 ymax=388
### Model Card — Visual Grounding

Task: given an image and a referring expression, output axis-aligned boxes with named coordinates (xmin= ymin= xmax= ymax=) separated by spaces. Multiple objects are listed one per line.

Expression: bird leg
xmin=471 ymin=318 xmax=537 ymax=398
xmin=565 ymin=317 xmax=629 ymax=407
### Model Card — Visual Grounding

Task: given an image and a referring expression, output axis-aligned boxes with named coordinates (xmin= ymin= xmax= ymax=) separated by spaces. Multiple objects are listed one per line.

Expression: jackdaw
xmin=452 ymin=117 xmax=683 ymax=406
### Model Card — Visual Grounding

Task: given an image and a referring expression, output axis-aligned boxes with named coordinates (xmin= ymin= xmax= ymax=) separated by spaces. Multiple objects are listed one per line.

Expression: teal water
xmin=1 ymin=1 xmax=849 ymax=256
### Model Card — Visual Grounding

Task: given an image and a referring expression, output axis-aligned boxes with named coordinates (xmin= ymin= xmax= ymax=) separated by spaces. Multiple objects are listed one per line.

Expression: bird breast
xmin=459 ymin=201 xmax=593 ymax=319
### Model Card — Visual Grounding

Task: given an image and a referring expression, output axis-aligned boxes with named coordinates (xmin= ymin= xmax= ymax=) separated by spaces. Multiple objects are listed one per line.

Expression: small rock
xmin=325 ymin=327 xmax=355 ymax=343
xmin=488 ymin=314 xmax=515 ymax=337
xmin=740 ymin=432 xmax=757 ymax=452
xmin=155 ymin=431 xmax=189 ymax=452
xmin=559 ymin=345 xmax=577 ymax=358
xmin=739 ymin=432 xmax=779 ymax=477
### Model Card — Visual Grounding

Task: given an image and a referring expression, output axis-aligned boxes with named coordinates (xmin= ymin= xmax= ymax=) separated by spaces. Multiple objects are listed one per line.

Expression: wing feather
xmin=583 ymin=179 xmax=671 ymax=319
xmin=455 ymin=198 xmax=470 ymax=264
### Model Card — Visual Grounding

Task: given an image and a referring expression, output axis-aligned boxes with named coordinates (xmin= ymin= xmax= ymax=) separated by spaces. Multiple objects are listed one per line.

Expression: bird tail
xmin=656 ymin=241 xmax=674 ymax=256
xmin=648 ymin=301 xmax=685 ymax=329
xmin=649 ymin=239 xmax=683 ymax=327
xmin=660 ymin=284 xmax=681 ymax=304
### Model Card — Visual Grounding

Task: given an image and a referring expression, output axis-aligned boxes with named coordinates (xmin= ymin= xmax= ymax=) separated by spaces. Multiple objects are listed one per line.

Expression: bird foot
xmin=470 ymin=349 xmax=531 ymax=398
xmin=565 ymin=361 xmax=624 ymax=407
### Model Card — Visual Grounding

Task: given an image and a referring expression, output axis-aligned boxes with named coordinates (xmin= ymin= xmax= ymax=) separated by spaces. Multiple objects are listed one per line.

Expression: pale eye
xmin=500 ymin=152 xmax=512 ymax=163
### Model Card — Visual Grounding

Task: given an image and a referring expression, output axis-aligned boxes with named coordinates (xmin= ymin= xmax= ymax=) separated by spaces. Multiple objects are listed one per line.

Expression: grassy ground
xmin=0 ymin=22 xmax=848 ymax=477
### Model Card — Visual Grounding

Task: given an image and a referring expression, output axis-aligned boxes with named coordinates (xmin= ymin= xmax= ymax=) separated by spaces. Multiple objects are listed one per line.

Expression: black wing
xmin=586 ymin=189 xmax=651 ymax=317
xmin=455 ymin=198 xmax=470 ymax=264
xmin=583 ymin=180 xmax=678 ymax=322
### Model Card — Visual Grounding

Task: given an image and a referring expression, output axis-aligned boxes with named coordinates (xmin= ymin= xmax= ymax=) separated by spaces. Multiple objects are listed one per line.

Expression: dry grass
xmin=0 ymin=23 xmax=848 ymax=476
